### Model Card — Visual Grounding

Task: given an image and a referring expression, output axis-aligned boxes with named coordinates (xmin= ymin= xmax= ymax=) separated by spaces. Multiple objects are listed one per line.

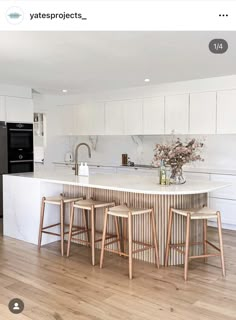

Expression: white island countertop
xmin=4 ymin=170 xmax=230 ymax=195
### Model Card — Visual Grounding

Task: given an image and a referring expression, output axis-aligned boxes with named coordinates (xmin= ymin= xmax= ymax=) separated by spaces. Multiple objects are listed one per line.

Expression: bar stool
xmin=67 ymin=199 xmax=116 ymax=265
xmin=100 ymin=204 xmax=160 ymax=279
xmin=38 ymin=195 xmax=82 ymax=256
xmin=165 ymin=207 xmax=226 ymax=280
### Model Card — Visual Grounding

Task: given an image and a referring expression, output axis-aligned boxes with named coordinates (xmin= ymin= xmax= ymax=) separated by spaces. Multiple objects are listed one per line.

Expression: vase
xmin=170 ymin=166 xmax=186 ymax=184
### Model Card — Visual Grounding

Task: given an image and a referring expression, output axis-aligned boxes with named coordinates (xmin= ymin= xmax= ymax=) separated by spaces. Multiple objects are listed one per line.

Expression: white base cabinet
xmin=209 ymin=197 xmax=236 ymax=230
xmin=184 ymin=170 xmax=236 ymax=230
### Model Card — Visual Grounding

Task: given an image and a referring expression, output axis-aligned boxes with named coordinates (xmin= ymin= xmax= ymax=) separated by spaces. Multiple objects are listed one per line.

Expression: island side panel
xmin=3 ymin=176 xmax=63 ymax=245
xmin=63 ymin=185 xmax=207 ymax=266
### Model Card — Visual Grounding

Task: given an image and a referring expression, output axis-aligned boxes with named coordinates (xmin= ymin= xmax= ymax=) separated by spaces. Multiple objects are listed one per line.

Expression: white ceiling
xmin=0 ymin=31 xmax=235 ymax=94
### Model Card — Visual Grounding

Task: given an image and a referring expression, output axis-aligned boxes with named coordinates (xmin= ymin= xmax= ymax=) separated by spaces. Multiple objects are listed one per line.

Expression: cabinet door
xmin=209 ymin=197 xmax=236 ymax=227
xmin=165 ymin=94 xmax=189 ymax=134
xmin=6 ymin=97 xmax=33 ymax=123
xmin=75 ymin=102 xmax=105 ymax=135
xmin=123 ymin=99 xmax=143 ymax=135
xmin=57 ymin=106 xmax=75 ymax=135
xmin=87 ymin=102 xmax=105 ymax=135
xmin=217 ymin=90 xmax=236 ymax=133
xmin=0 ymin=96 xmax=5 ymax=121
xmin=105 ymin=101 xmax=124 ymax=135
xmin=143 ymin=97 xmax=164 ymax=134
xmin=210 ymin=174 xmax=236 ymax=200
xmin=184 ymin=172 xmax=210 ymax=181
xmin=189 ymin=92 xmax=216 ymax=134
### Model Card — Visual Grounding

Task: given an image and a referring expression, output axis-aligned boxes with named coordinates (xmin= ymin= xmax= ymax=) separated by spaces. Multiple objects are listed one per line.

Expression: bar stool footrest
xmin=41 ymin=231 xmax=61 ymax=236
xmin=42 ymin=223 xmax=61 ymax=230
xmin=104 ymin=247 xmax=129 ymax=257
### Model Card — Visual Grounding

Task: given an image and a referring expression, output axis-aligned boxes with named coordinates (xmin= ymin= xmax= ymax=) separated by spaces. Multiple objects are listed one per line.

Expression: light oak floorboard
xmin=0 ymin=227 xmax=236 ymax=319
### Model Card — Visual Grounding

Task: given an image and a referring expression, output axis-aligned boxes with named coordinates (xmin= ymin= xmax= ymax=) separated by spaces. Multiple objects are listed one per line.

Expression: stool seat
xmin=171 ymin=207 xmax=218 ymax=219
xmin=44 ymin=196 xmax=82 ymax=205
xmin=73 ymin=199 xmax=115 ymax=210
xmin=108 ymin=204 xmax=152 ymax=217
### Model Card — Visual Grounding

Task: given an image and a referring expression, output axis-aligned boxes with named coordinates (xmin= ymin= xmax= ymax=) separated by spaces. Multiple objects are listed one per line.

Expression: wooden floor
xmin=0 ymin=227 xmax=236 ymax=319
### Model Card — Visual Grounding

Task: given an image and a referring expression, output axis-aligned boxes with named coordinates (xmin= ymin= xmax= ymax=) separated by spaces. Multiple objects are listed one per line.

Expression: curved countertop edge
xmin=3 ymin=172 xmax=230 ymax=196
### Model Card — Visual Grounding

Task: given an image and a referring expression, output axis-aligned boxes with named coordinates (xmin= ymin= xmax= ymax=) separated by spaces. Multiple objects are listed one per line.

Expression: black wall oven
xmin=7 ymin=123 xmax=34 ymax=173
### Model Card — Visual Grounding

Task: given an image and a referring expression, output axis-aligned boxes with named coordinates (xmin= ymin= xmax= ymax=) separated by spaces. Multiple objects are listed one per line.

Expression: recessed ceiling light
xmin=62 ymin=89 xmax=68 ymax=93
xmin=144 ymin=78 xmax=150 ymax=83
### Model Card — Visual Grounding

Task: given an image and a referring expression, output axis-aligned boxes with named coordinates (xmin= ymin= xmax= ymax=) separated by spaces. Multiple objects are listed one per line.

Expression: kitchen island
xmin=3 ymin=170 xmax=229 ymax=265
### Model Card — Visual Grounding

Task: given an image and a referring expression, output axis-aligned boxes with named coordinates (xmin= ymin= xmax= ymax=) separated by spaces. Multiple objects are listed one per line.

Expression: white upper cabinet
xmin=165 ymin=94 xmax=189 ymax=134
xmin=189 ymin=92 xmax=216 ymax=134
xmin=217 ymin=90 xmax=236 ymax=134
xmin=123 ymin=99 xmax=143 ymax=135
xmin=56 ymin=106 xmax=75 ymax=135
xmin=75 ymin=102 xmax=105 ymax=135
xmin=0 ymin=96 xmax=5 ymax=121
xmin=105 ymin=101 xmax=124 ymax=135
xmin=5 ymin=97 xmax=33 ymax=123
xmin=143 ymin=96 xmax=165 ymax=134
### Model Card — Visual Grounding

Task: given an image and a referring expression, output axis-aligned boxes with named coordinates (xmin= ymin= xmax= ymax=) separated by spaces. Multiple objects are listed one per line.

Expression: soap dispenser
xmin=84 ymin=163 xmax=89 ymax=176
xmin=79 ymin=162 xmax=84 ymax=176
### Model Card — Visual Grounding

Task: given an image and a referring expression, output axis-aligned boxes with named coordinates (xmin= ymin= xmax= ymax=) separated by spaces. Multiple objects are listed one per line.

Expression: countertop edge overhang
xmin=3 ymin=172 xmax=230 ymax=196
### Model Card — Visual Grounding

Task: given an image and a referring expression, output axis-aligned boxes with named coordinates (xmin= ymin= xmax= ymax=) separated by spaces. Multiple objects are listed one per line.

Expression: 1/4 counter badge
xmin=209 ymin=39 xmax=228 ymax=54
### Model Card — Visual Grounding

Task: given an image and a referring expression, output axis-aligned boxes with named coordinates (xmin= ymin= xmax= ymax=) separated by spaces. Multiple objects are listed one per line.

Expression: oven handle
xmin=9 ymin=128 xmax=33 ymax=132
xmin=9 ymin=160 xmax=34 ymax=163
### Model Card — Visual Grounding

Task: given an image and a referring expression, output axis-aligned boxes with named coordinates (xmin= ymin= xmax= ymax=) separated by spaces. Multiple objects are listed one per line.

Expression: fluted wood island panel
xmin=3 ymin=171 xmax=228 ymax=266
xmin=64 ymin=184 xmax=207 ymax=265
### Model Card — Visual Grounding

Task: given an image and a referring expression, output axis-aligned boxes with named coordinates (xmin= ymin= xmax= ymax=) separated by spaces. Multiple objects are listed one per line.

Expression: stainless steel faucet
xmin=73 ymin=143 xmax=91 ymax=175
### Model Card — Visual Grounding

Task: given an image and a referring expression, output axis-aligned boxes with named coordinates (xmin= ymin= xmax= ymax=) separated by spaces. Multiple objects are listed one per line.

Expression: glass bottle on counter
xmin=165 ymin=165 xmax=171 ymax=185
xmin=160 ymin=160 xmax=166 ymax=185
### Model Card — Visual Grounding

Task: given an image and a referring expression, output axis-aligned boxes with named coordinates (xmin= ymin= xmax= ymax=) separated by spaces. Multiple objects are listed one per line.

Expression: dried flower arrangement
xmin=153 ymin=137 xmax=204 ymax=183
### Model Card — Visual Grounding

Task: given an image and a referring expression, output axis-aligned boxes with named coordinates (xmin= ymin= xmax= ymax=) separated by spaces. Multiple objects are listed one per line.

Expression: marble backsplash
xmin=44 ymin=134 xmax=236 ymax=170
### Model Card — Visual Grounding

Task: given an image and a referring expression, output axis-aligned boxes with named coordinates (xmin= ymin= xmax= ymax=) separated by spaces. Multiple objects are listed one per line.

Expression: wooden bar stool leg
xmin=100 ymin=208 xmax=108 ymax=269
xmin=123 ymin=217 xmax=127 ymax=255
xmin=60 ymin=200 xmax=64 ymax=256
xmin=91 ymin=205 xmax=96 ymax=266
xmin=82 ymin=209 xmax=90 ymax=245
xmin=38 ymin=197 xmax=46 ymax=250
xmin=150 ymin=209 xmax=160 ymax=268
xmin=184 ymin=213 xmax=191 ymax=281
xmin=203 ymin=219 xmax=207 ymax=263
xmin=165 ymin=208 xmax=173 ymax=267
xmin=128 ymin=212 xmax=133 ymax=280
xmin=114 ymin=216 xmax=122 ymax=255
xmin=67 ymin=204 xmax=75 ymax=257
xmin=216 ymin=211 xmax=226 ymax=277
